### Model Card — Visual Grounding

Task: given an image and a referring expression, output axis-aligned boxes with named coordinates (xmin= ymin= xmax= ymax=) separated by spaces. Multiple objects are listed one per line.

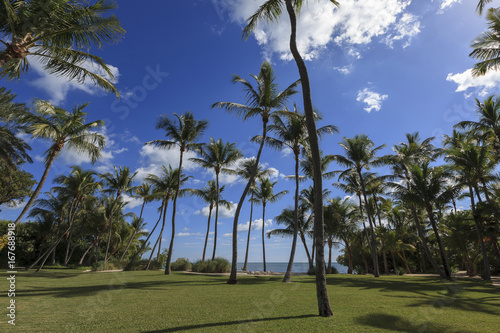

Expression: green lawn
xmin=2 ymin=270 xmax=499 ymax=332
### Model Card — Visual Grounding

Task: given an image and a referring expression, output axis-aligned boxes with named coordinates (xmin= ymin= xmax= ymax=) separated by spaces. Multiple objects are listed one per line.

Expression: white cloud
xmin=195 ymin=201 xmax=237 ymax=219
xmin=176 ymin=232 xmax=203 ymax=237
xmin=135 ymin=145 xmax=199 ymax=182
xmin=27 ymin=56 xmax=119 ymax=105
xmin=221 ymin=0 xmax=420 ymax=61
xmin=334 ymin=65 xmax=352 ymax=75
xmin=121 ymin=194 xmax=142 ymax=209
xmin=446 ymin=69 xmax=500 ymax=97
xmin=438 ymin=0 xmax=461 ymax=12
xmin=356 ymin=88 xmax=388 ymax=112
xmin=237 ymin=218 xmax=272 ymax=233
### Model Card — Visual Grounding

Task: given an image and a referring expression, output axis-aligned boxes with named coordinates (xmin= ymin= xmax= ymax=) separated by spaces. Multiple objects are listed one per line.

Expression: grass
xmin=2 ymin=269 xmax=499 ymax=332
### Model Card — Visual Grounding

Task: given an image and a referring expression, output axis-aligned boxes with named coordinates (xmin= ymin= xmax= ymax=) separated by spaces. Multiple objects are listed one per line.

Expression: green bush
xmin=171 ymin=258 xmax=191 ymax=271
xmin=395 ymin=267 xmax=406 ymax=276
xmin=327 ymin=266 xmax=339 ymax=274
xmin=192 ymin=258 xmax=230 ymax=273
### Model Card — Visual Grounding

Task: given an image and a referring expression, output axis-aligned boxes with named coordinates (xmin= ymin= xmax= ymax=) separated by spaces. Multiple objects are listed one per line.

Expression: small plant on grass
xmin=192 ymin=258 xmax=230 ymax=273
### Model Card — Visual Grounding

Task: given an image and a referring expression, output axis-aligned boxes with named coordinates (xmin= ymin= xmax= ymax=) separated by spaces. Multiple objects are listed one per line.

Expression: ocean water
xmin=237 ymin=262 xmax=348 ymax=274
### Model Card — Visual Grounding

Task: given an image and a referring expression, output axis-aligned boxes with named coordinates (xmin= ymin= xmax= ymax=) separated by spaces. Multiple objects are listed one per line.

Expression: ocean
xmin=237 ymin=262 xmax=348 ymax=274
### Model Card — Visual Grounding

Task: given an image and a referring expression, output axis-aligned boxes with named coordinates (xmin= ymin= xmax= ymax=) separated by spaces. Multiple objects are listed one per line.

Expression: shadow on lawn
xmin=355 ymin=313 xmax=462 ymax=333
xmin=142 ymin=314 xmax=316 ymax=332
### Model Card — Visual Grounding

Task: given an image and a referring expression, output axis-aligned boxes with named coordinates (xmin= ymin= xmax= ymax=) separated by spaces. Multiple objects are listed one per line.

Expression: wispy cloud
xmin=356 ymin=88 xmax=388 ymax=112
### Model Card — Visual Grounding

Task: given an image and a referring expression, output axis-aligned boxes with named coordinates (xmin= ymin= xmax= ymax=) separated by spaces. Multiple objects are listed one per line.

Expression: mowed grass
xmin=2 ymin=270 xmax=499 ymax=332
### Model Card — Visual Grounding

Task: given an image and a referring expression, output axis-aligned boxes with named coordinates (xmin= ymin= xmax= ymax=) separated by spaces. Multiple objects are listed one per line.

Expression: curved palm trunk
xmin=79 ymin=237 xmax=99 ymax=265
xmin=124 ymin=205 xmax=164 ymax=271
xmin=242 ymin=195 xmax=254 ymax=271
xmin=373 ymin=194 xmax=389 ymax=274
xmin=148 ymin=201 xmax=168 ymax=270
xmin=262 ymin=203 xmax=267 ymax=272
xmin=300 ymin=231 xmax=314 ymax=270
xmin=285 ymin=0 xmax=332 ymax=317
xmin=358 ymin=169 xmax=379 ymax=277
xmin=401 ymin=250 xmax=411 ymax=274
xmin=202 ymin=204 xmax=213 ymax=261
xmin=228 ymin=123 xmax=267 ymax=284
xmin=104 ymin=195 xmax=119 ymax=263
xmin=468 ymin=183 xmax=491 ymax=280
xmin=14 ymin=150 xmax=58 ymax=226
xmin=146 ymin=234 xmax=161 ymax=270
xmin=120 ymin=200 xmax=147 ymax=261
xmin=283 ymin=153 xmax=300 ymax=282
xmin=166 ymin=149 xmax=184 ymax=275
xmin=212 ymin=173 xmax=220 ymax=260
xmin=425 ymin=205 xmax=452 ymax=280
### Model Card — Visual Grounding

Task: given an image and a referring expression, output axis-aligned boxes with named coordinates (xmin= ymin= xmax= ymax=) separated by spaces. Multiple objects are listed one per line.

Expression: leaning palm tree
xmin=235 ymin=158 xmax=273 ymax=271
xmin=212 ymin=61 xmax=299 ymax=284
xmin=477 ymin=0 xmax=493 ymax=14
xmin=243 ymin=0 xmax=339 ymax=317
xmin=470 ymin=8 xmax=500 ymax=77
xmin=0 ymin=0 xmax=125 ymax=95
xmin=146 ymin=111 xmax=208 ymax=275
xmin=190 ymin=138 xmax=242 ymax=259
xmin=333 ymin=134 xmax=385 ymax=277
xmin=251 ymin=177 xmax=288 ymax=272
xmin=259 ymin=107 xmax=337 ymax=282
xmin=100 ymin=166 xmax=137 ymax=262
xmin=13 ymin=100 xmax=105 ymax=226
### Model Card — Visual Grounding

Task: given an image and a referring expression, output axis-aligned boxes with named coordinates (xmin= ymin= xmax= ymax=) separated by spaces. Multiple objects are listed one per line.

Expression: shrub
xmin=327 ymin=266 xmax=339 ymax=274
xmin=192 ymin=258 xmax=230 ymax=273
xmin=395 ymin=267 xmax=406 ymax=276
xmin=171 ymin=258 xmax=191 ymax=271
xmin=307 ymin=266 xmax=317 ymax=275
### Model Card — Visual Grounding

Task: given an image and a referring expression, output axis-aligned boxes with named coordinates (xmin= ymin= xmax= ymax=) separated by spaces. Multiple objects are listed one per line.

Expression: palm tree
xmin=14 ymin=100 xmax=105 ymax=226
xmin=235 ymin=158 xmax=273 ymax=271
xmin=258 ymin=107 xmax=337 ymax=281
xmin=192 ymin=180 xmax=231 ymax=261
xmin=476 ymin=0 xmax=493 ymax=14
xmin=333 ymin=134 xmax=385 ymax=277
xmin=251 ymin=177 xmax=288 ymax=272
xmin=100 ymin=166 xmax=137 ymax=262
xmin=0 ymin=0 xmax=125 ymax=95
xmin=243 ymin=0 xmax=339 ymax=316
xmin=190 ymin=138 xmax=242 ymax=259
xmin=212 ymin=61 xmax=299 ymax=284
xmin=470 ymin=8 xmax=500 ymax=77
xmin=119 ymin=183 xmax=153 ymax=261
xmin=146 ymin=111 xmax=208 ymax=275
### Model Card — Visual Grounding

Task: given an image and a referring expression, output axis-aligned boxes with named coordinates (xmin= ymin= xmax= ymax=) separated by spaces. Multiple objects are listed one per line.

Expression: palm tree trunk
xmin=262 ymin=203 xmax=267 ymax=272
xmin=391 ymin=252 xmax=397 ymax=272
xmin=285 ymin=0 xmax=332 ymax=317
xmin=327 ymin=238 xmax=332 ymax=274
xmin=283 ymin=153 xmax=300 ymax=282
xmin=166 ymin=148 xmax=184 ymax=275
xmin=120 ymin=200 xmax=147 ymax=261
xmin=425 ymin=205 xmax=452 ymax=280
xmin=242 ymin=195 xmax=254 ymax=271
xmin=228 ymin=122 xmax=267 ymax=284
xmin=468 ymin=183 xmax=491 ymax=280
xmin=146 ymin=235 xmax=160 ymax=270
xmin=14 ymin=150 xmax=58 ymax=226
xmin=346 ymin=242 xmax=353 ymax=274
xmin=124 ymin=204 xmax=164 ymax=271
xmin=361 ymin=250 xmax=369 ymax=274
xmin=79 ymin=238 xmax=99 ymax=265
xmin=104 ymin=195 xmax=119 ymax=263
xmin=402 ymin=250 xmax=411 ymax=274
xmin=202 ymin=204 xmax=213 ymax=261
xmin=212 ymin=172 xmax=220 ymax=260
xmin=64 ymin=226 xmax=74 ymax=266
xmin=300 ymin=232 xmax=314 ymax=270
xmin=156 ymin=201 xmax=168 ymax=266
xmin=358 ymin=169 xmax=379 ymax=277
xmin=382 ymin=250 xmax=389 ymax=274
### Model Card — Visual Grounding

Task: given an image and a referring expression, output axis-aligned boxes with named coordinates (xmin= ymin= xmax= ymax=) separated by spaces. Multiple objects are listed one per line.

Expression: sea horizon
xmin=237 ymin=262 xmax=348 ymax=274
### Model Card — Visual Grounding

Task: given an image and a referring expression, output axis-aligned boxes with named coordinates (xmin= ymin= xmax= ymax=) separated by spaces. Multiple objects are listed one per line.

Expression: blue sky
xmin=2 ymin=0 xmax=499 ymax=264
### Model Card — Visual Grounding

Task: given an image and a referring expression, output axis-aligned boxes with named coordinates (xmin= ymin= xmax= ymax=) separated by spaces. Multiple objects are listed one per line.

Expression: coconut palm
xmin=0 ymin=0 xmax=125 ymax=95
xmin=235 ymin=158 xmax=273 ymax=271
xmin=192 ymin=180 xmax=231 ymax=261
xmin=333 ymin=134 xmax=386 ymax=277
xmin=477 ymin=0 xmax=493 ymax=14
xmin=13 ymin=100 xmax=105 ymax=226
xmin=212 ymin=60 xmax=299 ymax=284
xmin=251 ymin=177 xmax=288 ymax=272
xmin=470 ymin=8 xmax=500 ymax=77
xmin=257 ymin=107 xmax=337 ymax=281
xmin=119 ymin=183 xmax=153 ymax=261
xmin=243 ymin=0 xmax=339 ymax=316
xmin=146 ymin=111 xmax=208 ymax=275
xmin=190 ymin=138 xmax=242 ymax=259
xmin=100 ymin=166 xmax=137 ymax=262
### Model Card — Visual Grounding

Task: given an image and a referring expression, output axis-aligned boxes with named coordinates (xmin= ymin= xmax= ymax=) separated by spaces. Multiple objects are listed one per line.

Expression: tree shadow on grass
xmin=142 ymin=314 xmax=316 ymax=332
xmin=355 ymin=313 xmax=462 ymax=333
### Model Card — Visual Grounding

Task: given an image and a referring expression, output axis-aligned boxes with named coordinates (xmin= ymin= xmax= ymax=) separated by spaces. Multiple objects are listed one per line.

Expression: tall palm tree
xmin=251 ymin=177 xmax=288 ymax=272
xmin=476 ymin=0 xmax=493 ymax=14
xmin=333 ymin=134 xmax=385 ymax=277
xmin=470 ymin=8 xmax=500 ymax=77
xmin=14 ymin=100 xmax=105 ymax=226
xmin=119 ymin=183 xmax=153 ymax=261
xmin=243 ymin=0 xmax=339 ymax=316
xmin=235 ymin=158 xmax=273 ymax=271
xmin=100 ymin=166 xmax=137 ymax=262
xmin=192 ymin=180 xmax=231 ymax=261
xmin=0 ymin=0 xmax=125 ymax=95
xmin=190 ymin=138 xmax=242 ymax=259
xmin=258 ymin=107 xmax=337 ymax=281
xmin=146 ymin=111 xmax=208 ymax=275
xmin=212 ymin=61 xmax=299 ymax=284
